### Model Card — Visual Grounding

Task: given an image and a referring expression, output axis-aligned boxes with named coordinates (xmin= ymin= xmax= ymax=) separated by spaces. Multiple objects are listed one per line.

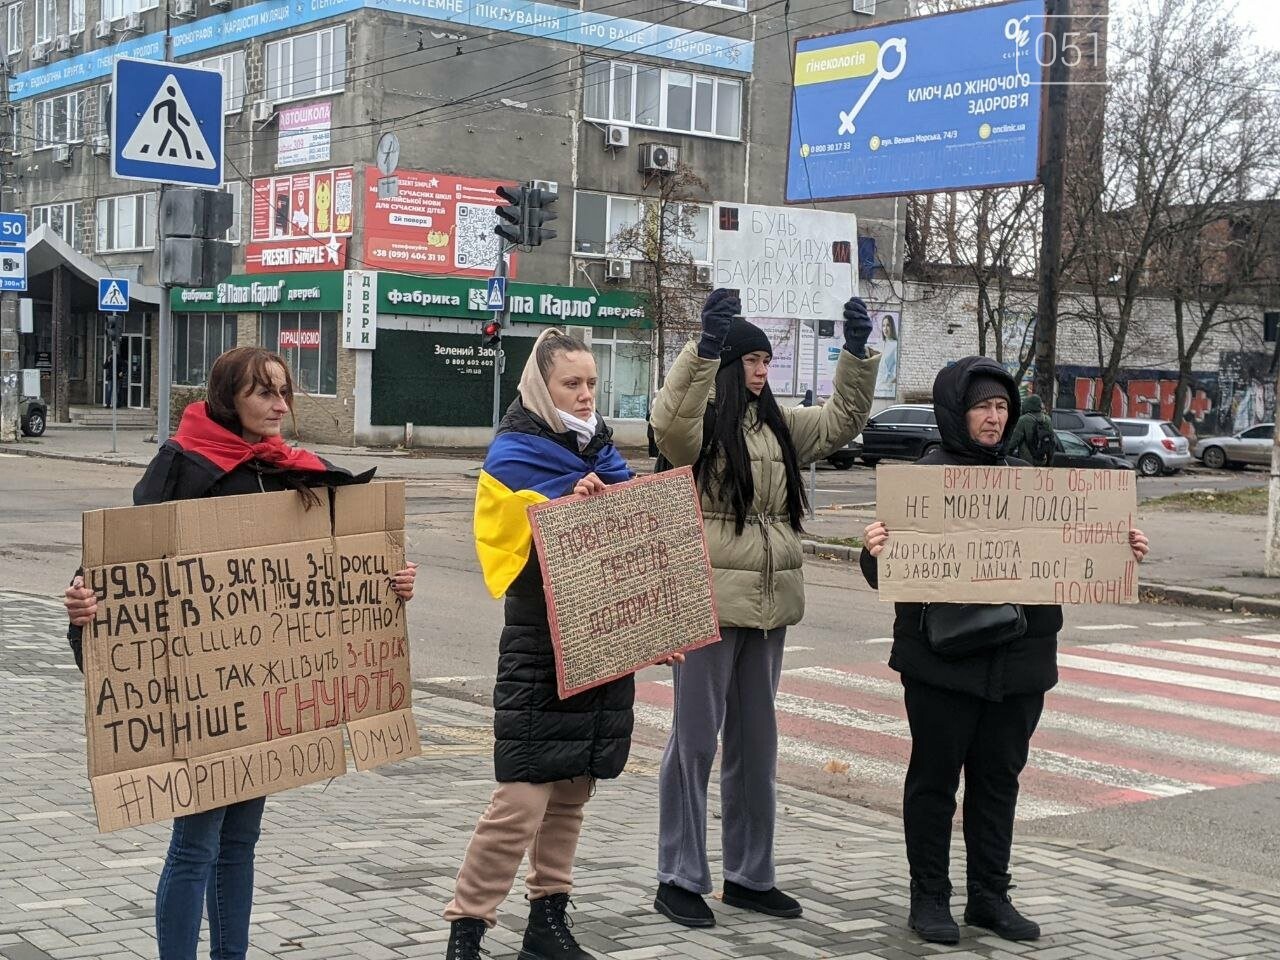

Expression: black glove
xmin=698 ymin=289 xmax=740 ymax=359
xmin=842 ymin=297 xmax=872 ymax=359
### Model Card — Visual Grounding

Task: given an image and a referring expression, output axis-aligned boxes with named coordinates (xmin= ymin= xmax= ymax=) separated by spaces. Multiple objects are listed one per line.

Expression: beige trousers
xmin=444 ymin=778 xmax=593 ymax=927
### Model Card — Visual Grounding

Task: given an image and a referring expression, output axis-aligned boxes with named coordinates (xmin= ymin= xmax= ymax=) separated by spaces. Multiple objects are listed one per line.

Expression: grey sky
xmin=1110 ymin=0 xmax=1280 ymax=51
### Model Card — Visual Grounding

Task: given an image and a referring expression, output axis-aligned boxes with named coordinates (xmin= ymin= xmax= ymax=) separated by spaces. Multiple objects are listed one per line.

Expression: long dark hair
xmin=696 ymin=361 xmax=809 ymax=535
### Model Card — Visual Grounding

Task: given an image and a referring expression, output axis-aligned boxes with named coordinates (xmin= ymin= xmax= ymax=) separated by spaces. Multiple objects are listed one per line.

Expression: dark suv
xmin=1050 ymin=408 xmax=1122 ymax=455
xmin=830 ymin=404 xmax=940 ymax=468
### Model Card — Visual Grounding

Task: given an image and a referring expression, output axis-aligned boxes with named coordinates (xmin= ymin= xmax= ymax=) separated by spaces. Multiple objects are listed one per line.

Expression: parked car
xmin=1051 ymin=430 xmax=1134 ymax=470
xmin=831 ymin=404 xmax=940 ymax=468
xmin=1194 ymin=423 xmax=1275 ymax=469
xmin=20 ymin=396 xmax=46 ymax=437
xmin=1050 ymin=408 xmax=1123 ymax=455
xmin=1112 ymin=417 xmax=1192 ymax=476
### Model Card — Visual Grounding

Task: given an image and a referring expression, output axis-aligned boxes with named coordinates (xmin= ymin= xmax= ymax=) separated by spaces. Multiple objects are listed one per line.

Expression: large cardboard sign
xmin=875 ymin=465 xmax=1139 ymax=604
xmin=528 ymin=468 xmax=720 ymax=698
xmin=81 ymin=483 xmax=420 ymax=833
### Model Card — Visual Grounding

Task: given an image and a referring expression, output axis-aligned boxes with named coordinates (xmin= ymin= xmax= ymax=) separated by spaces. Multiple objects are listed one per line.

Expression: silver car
xmin=1112 ymin=418 xmax=1193 ymax=476
xmin=1195 ymin=423 xmax=1275 ymax=469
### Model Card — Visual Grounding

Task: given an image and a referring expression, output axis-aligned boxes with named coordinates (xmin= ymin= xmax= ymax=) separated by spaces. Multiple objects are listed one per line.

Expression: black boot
xmin=518 ymin=892 xmax=594 ymax=960
xmin=908 ymin=881 xmax=959 ymax=944
xmin=445 ymin=918 xmax=487 ymax=960
xmin=654 ymin=882 xmax=715 ymax=928
xmin=964 ymin=883 xmax=1041 ymax=941
xmin=721 ymin=881 xmax=803 ymax=918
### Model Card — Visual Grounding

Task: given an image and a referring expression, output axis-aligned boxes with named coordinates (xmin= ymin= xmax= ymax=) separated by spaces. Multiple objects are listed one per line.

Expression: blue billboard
xmin=786 ymin=0 xmax=1046 ymax=203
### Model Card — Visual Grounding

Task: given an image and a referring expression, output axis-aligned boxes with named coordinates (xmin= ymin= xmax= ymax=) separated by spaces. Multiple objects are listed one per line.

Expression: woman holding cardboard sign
xmin=451 ymin=329 xmax=682 ymax=960
xmin=860 ymin=356 xmax=1148 ymax=946
xmin=63 ymin=346 xmax=418 ymax=960
xmin=649 ymin=289 xmax=879 ymax=928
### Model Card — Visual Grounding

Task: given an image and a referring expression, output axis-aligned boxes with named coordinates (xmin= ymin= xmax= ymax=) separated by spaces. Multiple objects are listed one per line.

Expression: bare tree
xmin=1070 ymin=0 xmax=1280 ymax=404
xmin=608 ymin=162 xmax=710 ymax=386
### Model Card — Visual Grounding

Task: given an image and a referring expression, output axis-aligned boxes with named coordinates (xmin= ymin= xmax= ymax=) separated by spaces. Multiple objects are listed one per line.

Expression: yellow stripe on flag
xmin=474 ymin=469 xmax=550 ymax=598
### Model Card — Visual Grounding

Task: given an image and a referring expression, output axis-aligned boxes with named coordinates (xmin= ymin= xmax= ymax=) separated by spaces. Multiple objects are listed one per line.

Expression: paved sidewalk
xmin=4 ymin=590 xmax=1280 ymax=960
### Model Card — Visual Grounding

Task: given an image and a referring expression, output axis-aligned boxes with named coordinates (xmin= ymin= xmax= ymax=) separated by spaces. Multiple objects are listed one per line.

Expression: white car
xmin=1111 ymin=418 xmax=1192 ymax=476
xmin=1194 ymin=423 xmax=1275 ymax=470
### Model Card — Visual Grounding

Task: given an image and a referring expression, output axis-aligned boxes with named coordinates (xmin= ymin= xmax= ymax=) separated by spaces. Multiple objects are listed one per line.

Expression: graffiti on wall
xmin=1055 ymin=365 xmax=1221 ymax=440
xmin=1217 ymin=351 xmax=1276 ymax=433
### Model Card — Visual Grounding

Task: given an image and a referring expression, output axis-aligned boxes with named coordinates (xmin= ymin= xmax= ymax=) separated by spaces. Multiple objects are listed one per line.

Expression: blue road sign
xmin=111 ymin=57 xmax=224 ymax=187
xmin=786 ymin=0 xmax=1045 ymax=202
xmin=99 ymin=278 xmax=131 ymax=312
xmin=0 ymin=212 xmax=28 ymax=246
xmin=486 ymin=276 xmax=507 ymax=311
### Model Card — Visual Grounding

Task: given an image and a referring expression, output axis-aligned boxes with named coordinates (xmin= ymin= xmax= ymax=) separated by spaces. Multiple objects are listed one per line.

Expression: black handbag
xmin=920 ymin=602 xmax=1027 ymax=660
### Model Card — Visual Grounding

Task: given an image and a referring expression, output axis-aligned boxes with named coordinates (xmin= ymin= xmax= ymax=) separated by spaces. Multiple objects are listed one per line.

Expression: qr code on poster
xmin=455 ymin=203 xmax=501 ymax=270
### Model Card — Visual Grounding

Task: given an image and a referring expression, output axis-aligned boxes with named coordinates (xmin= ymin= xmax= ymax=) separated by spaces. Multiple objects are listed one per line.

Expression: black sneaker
xmin=964 ymin=885 xmax=1041 ymax=941
xmin=519 ymin=893 xmax=594 ymax=960
xmin=908 ymin=881 xmax=959 ymax=945
xmin=721 ymin=881 xmax=803 ymax=919
xmin=445 ymin=918 xmax=488 ymax=960
xmin=654 ymin=882 xmax=715 ymax=928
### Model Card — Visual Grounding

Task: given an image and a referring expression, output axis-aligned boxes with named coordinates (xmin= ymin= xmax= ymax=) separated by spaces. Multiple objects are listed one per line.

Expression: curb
xmin=2 ymin=446 xmax=148 ymax=468
xmin=802 ymin=540 xmax=1280 ymax=620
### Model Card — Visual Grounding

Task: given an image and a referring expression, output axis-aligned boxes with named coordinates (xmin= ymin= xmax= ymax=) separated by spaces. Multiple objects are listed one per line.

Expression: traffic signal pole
xmin=491 ymin=242 xmax=512 ymax=430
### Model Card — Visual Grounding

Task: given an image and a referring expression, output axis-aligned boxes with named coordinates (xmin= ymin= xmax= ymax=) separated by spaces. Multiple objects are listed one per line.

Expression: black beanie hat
xmin=964 ymin=374 xmax=1010 ymax=411
xmin=719 ymin=317 xmax=773 ymax=366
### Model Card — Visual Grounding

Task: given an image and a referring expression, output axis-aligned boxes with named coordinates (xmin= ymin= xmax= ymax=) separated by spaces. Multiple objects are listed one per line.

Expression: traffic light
xmin=104 ymin=316 xmax=121 ymax=341
xmin=524 ymin=186 xmax=558 ymax=247
xmin=494 ymin=184 xmax=527 ymax=246
xmin=482 ymin=319 xmax=502 ymax=347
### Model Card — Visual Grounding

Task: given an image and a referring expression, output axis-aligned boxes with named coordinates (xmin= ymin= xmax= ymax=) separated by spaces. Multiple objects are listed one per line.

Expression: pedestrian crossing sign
xmin=111 ymin=57 xmax=223 ymax=188
xmin=486 ymin=276 xmax=507 ymax=311
xmin=98 ymin=277 xmax=130 ymax=313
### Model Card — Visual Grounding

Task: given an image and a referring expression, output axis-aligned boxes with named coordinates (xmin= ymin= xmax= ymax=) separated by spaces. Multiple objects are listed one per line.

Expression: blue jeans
xmin=155 ymin=797 xmax=266 ymax=960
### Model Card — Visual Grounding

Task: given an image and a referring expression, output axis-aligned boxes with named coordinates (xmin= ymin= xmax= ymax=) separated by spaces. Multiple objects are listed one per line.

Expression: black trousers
xmin=901 ymin=678 xmax=1044 ymax=893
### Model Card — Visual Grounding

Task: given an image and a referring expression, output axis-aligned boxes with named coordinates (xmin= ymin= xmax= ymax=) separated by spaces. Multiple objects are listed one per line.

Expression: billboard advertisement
xmin=363 ymin=167 xmax=516 ymax=278
xmin=786 ymin=0 xmax=1046 ymax=202
xmin=246 ymin=167 xmax=355 ymax=273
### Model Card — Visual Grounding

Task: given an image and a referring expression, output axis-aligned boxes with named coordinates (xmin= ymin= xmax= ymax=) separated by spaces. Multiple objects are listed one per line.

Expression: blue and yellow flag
xmin=474 ymin=432 xmax=631 ymax=597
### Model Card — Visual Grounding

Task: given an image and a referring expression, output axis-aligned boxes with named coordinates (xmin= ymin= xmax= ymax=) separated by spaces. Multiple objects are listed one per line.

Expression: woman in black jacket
xmin=860 ymin=356 xmax=1148 ymax=946
xmin=445 ymin=329 xmax=681 ymax=960
xmin=63 ymin=346 xmax=417 ymax=960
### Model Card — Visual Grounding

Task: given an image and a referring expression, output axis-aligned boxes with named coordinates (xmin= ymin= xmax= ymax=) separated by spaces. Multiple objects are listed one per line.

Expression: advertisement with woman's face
xmin=866 ymin=310 xmax=899 ymax=399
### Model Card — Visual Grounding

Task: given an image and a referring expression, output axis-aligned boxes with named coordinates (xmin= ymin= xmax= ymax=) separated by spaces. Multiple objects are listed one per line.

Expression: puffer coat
xmin=651 ymin=341 xmax=878 ymax=629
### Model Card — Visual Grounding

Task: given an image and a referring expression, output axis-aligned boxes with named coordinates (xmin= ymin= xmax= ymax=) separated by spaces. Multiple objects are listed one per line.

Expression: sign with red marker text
xmin=529 ymin=468 xmax=720 ymax=699
xmin=874 ymin=465 xmax=1138 ymax=604
xmin=80 ymin=482 xmax=420 ymax=833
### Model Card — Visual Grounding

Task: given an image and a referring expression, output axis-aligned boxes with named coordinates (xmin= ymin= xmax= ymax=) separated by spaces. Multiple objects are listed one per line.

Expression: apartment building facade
xmin=4 ymin=0 xmax=907 ymax=444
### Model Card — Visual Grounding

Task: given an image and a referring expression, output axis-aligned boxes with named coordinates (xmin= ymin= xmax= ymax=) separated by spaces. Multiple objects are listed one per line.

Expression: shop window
xmin=259 ymin=312 xmax=338 ymax=396
xmin=590 ymin=331 xmax=652 ymax=420
xmin=173 ymin=313 xmax=238 ymax=387
xmin=265 ymin=25 xmax=347 ymax=104
xmin=583 ymin=57 xmax=743 ymax=141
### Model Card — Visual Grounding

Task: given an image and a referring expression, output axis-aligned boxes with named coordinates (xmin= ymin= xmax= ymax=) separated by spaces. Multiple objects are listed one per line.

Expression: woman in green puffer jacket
xmin=649 ymin=288 xmax=880 ymax=929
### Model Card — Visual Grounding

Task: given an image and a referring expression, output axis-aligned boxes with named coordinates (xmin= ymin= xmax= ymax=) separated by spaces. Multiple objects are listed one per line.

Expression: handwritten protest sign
xmin=529 ymin=467 xmax=720 ymax=698
xmin=875 ymin=465 xmax=1139 ymax=604
xmin=81 ymin=482 xmax=421 ymax=833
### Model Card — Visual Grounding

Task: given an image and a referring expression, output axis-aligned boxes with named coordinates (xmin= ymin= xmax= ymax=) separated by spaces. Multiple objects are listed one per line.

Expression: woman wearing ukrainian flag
xmin=444 ymin=328 xmax=655 ymax=960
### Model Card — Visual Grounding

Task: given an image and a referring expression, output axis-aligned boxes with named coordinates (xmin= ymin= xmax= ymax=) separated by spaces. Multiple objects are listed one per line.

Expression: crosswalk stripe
xmin=1076 ymin=623 xmax=1137 ymax=631
xmin=1089 ymin=642 xmax=1280 ymax=677
xmin=1154 ymin=638 xmax=1280 ymax=661
xmin=1057 ymin=653 xmax=1280 ymax=703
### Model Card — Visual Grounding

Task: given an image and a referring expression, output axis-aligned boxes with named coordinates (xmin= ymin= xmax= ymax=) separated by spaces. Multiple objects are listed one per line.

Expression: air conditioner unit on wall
xmin=91 ymin=133 xmax=110 ymax=156
xmin=124 ymin=11 xmax=144 ymax=32
xmin=606 ymin=258 xmax=632 ymax=280
xmin=694 ymin=264 xmax=713 ymax=285
xmin=250 ymin=100 xmax=274 ymax=123
xmin=639 ymin=142 xmax=678 ymax=174
xmin=174 ymin=0 xmax=197 ymax=17
xmin=53 ymin=34 xmax=72 ymax=53
xmin=93 ymin=19 xmax=112 ymax=40
xmin=605 ymin=124 xmax=629 ymax=148
xmin=210 ymin=0 xmax=233 ymax=8
xmin=53 ymin=144 xmax=72 ymax=165
xmin=29 ymin=41 xmax=49 ymax=63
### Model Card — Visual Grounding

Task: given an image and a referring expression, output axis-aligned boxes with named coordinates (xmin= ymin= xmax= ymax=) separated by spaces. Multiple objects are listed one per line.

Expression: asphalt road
xmin=4 ymin=452 xmax=1279 ymax=889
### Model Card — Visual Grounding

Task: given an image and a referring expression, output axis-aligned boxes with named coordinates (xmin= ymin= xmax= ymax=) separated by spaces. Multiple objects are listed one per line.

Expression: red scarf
xmin=173 ymin=401 xmax=328 ymax=475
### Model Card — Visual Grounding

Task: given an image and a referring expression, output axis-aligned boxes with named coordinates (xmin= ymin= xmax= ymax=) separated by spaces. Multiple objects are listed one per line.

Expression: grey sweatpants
xmin=657 ymin=626 xmax=787 ymax=895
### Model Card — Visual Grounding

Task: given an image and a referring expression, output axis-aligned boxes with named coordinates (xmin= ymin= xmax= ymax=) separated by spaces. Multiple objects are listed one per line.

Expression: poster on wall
xmin=246 ymin=166 xmax=355 ymax=273
xmin=277 ymin=101 xmax=332 ymax=168
xmin=866 ymin=307 xmax=899 ymax=399
xmin=754 ymin=318 xmax=799 ymax=395
xmin=363 ymin=167 xmax=516 ymax=278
